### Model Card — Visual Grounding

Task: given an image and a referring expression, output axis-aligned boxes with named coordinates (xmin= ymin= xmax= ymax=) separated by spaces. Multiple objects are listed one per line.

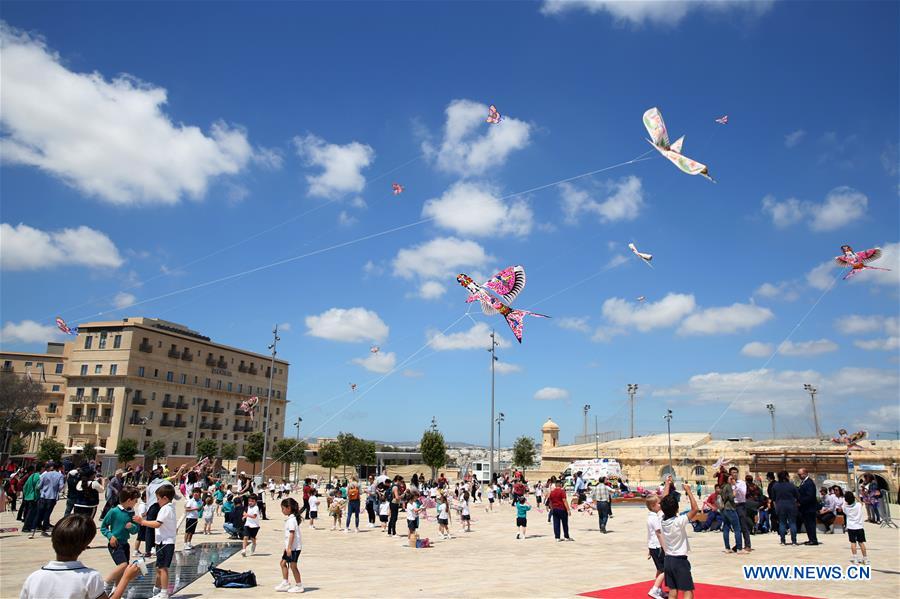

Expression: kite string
xmin=705 ymin=270 xmax=843 ymax=432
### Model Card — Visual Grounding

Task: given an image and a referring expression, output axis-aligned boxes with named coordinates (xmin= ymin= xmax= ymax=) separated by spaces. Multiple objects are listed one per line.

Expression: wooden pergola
xmin=748 ymin=449 xmax=851 ymax=477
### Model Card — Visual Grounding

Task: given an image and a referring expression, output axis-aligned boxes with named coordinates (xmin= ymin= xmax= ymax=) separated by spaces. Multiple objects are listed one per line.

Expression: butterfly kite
xmin=56 ymin=317 xmax=78 ymax=336
xmin=392 ymin=183 xmax=404 ymax=195
xmin=643 ymin=107 xmax=714 ymax=182
xmin=370 ymin=345 xmax=380 ymax=354
xmin=486 ymin=104 xmax=502 ymax=124
xmin=715 ymin=115 xmax=729 ymax=125
xmin=456 ymin=265 xmax=549 ymax=343
xmin=834 ymin=245 xmax=890 ymax=280
xmin=628 ymin=243 xmax=653 ymax=268
xmin=831 ymin=428 xmax=867 ymax=451
xmin=239 ymin=396 xmax=259 ymax=420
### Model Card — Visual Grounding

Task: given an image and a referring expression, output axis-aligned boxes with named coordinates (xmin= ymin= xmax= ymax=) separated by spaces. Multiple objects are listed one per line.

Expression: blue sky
xmin=1 ymin=1 xmax=898 ymax=446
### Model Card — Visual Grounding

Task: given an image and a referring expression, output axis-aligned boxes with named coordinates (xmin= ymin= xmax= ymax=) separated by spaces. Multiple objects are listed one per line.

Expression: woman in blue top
xmin=515 ymin=495 xmax=531 ymax=539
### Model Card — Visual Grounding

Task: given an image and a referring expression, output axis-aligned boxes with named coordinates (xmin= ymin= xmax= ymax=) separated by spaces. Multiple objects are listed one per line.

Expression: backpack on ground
xmin=209 ymin=566 xmax=257 ymax=588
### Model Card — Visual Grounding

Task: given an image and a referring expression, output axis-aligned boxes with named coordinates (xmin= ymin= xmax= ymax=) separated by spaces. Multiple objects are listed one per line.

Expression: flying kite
xmin=392 ymin=183 xmax=404 ymax=195
xmin=831 ymin=428 xmax=867 ymax=451
xmin=834 ymin=245 xmax=890 ymax=280
xmin=370 ymin=345 xmax=380 ymax=354
xmin=350 ymin=383 xmax=357 ymax=392
xmin=643 ymin=107 xmax=714 ymax=182
xmin=628 ymin=243 xmax=653 ymax=268
xmin=456 ymin=265 xmax=549 ymax=343
xmin=636 ymin=296 xmax=646 ymax=302
xmin=715 ymin=115 xmax=729 ymax=125
xmin=239 ymin=396 xmax=259 ymax=420
xmin=486 ymin=104 xmax=502 ymax=124
xmin=56 ymin=317 xmax=78 ymax=336
xmin=712 ymin=457 xmax=731 ymax=470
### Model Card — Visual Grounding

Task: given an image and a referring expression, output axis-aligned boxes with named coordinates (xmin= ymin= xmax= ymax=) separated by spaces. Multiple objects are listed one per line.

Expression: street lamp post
xmin=664 ymin=409 xmax=673 ymax=474
xmin=766 ymin=404 xmax=776 ymax=439
xmin=260 ymin=325 xmax=281 ymax=480
xmin=803 ymin=384 xmax=822 ymax=438
xmin=627 ymin=384 xmax=638 ymax=438
xmin=496 ymin=413 xmax=505 ymax=471
xmin=582 ymin=404 xmax=591 ymax=441
xmin=293 ymin=416 xmax=302 ymax=482
xmin=488 ymin=331 xmax=499 ymax=482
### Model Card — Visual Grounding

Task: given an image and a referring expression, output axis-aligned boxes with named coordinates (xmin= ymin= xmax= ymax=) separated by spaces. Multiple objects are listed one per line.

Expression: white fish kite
xmin=628 ymin=243 xmax=653 ymax=268
xmin=643 ymin=107 xmax=714 ymax=182
xmin=715 ymin=115 xmax=728 ymax=125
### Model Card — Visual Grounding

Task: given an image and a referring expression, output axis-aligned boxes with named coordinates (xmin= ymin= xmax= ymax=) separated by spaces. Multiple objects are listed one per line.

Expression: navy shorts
xmin=664 ymin=555 xmax=694 ymax=591
xmin=281 ymin=549 xmax=301 ymax=563
xmin=155 ymin=543 xmax=175 ymax=569
xmin=243 ymin=526 xmax=259 ymax=539
xmin=379 ymin=515 xmax=388 ymax=522
xmin=407 ymin=520 xmax=418 ymax=532
xmin=185 ymin=518 xmax=198 ymax=534
xmin=649 ymin=547 xmax=664 ymax=573
xmin=108 ymin=541 xmax=130 ymax=565
xmin=489 ymin=498 xmax=495 ymax=503
xmin=848 ymin=529 xmax=866 ymax=543
xmin=462 ymin=514 xmax=471 ymax=521
xmin=516 ymin=517 xmax=527 ymax=527
xmin=309 ymin=511 xmax=318 ymax=519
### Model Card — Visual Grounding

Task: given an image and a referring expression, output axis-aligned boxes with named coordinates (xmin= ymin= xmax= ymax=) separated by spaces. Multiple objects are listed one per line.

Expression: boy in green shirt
xmin=21 ymin=465 xmax=42 ymax=532
xmin=100 ymin=487 xmax=140 ymax=596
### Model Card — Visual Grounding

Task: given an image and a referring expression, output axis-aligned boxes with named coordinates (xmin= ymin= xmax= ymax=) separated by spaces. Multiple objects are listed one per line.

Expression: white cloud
xmin=806 ymin=261 xmax=835 ymax=291
xmin=0 ymin=319 xmax=60 ymax=344
xmin=856 ymin=404 xmax=900 ymax=432
xmin=784 ymin=129 xmax=806 ymax=148
xmin=761 ymin=187 xmax=868 ymax=232
xmin=337 ymin=210 xmax=357 ymax=227
xmin=1 ymin=222 xmax=124 ymax=270
xmin=0 ymin=24 xmax=257 ymax=205
xmin=293 ymin=133 xmax=374 ymax=199
xmin=560 ymin=177 xmax=645 ymax=224
xmin=305 ymin=307 xmax=389 ymax=343
xmin=422 ymin=181 xmax=533 ymax=237
xmin=362 ymin=260 xmax=384 ymax=278
xmin=353 ymin=351 xmax=397 ymax=374
xmin=112 ymin=292 xmax=136 ymax=309
xmin=418 ymin=281 xmax=447 ymax=300
xmin=427 ymin=322 xmax=510 ymax=351
xmin=854 ymin=337 xmax=899 ymax=352
xmin=540 ymin=0 xmax=774 ymax=26
xmin=534 ymin=386 xmax=569 ymax=401
xmin=777 ymin=339 xmax=838 ymax=356
xmin=278 ymin=322 xmax=292 ymax=332
xmin=753 ymin=281 xmax=800 ymax=302
xmin=402 ymin=369 xmax=424 ymax=378
xmin=392 ymin=237 xmax=493 ymax=282
xmin=602 ymin=293 xmax=696 ymax=332
xmin=494 ymin=362 xmax=522 ymax=375
xmin=423 ymin=99 xmax=531 ymax=177
xmin=741 ymin=341 xmax=773 ymax=358
xmin=678 ymin=302 xmax=773 ymax=335
xmin=557 ymin=317 xmax=592 ymax=333
xmin=881 ymin=142 xmax=898 ymax=176
xmin=835 ymin=315 xmax=899 ymax=336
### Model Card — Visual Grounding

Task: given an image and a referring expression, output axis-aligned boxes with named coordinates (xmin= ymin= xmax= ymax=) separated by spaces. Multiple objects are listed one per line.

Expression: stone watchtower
xmin=542 ymin=418 xmax=559 ymax=450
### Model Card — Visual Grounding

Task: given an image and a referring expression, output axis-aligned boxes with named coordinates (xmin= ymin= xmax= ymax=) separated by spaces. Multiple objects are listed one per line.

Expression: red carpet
xmin=580 ymin=581 xmax=816 ymax=598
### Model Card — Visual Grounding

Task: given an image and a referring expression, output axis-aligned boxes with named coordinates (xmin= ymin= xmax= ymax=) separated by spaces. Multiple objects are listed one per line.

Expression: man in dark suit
xmin=797 ymin=468 xmax=819 ymax=545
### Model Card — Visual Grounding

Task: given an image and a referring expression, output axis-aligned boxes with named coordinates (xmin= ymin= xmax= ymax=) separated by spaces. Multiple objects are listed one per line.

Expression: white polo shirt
xmin=155 ymin=503 xmax=177 ymax=545
xmin=660 ymin=514 xmax=691 ymax=556
xmin=20 ymin=560 xmax=105 ymax=599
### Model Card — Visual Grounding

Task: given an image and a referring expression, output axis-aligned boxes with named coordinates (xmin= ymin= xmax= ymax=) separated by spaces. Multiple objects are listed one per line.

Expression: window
xmin=171 ymin=441 xmax=179 ymax=454
xmin=193 ymin=376 xmax=198 ymax=385
xmin=110 ymin=364 xmax=118 ymax=376
xmin=84 ymin=336 xmax=93 ymax=349
xmin=166 ymin=371 xmax=174 ymax=382
xmin=143 ymin=440 xmax=150 ymax=450
xmin=51 ymin=426 xmax=57 ymax=436
xmin=276 ymin=391 xmax=281 ymax=399
xmin=216 ymin=380 xmax=222 ymax=390
xmin=153 ymin=369 xmax=159 ymax=378
xmin=187 ymin=431 xmax=193 ymax=439
xmin=238 ymin=384 xmax=243 ymax=393
xmin=227 ymin=382 xmax=232 ymax=392
xmin=113 ymin=335 xmax=122 ymax=349
xmin=205 ymin=378 xmax=211 ymax=388
xmin=94 ymin=364 xmax=102 ymax=374
xmin=106 ymin=388 xmax=114 ymax=400
xmin=138 ymin=367 xmax=145 ymax=377
xmin=693 ymin=466 xmax=706 ymax=476
xmin=185 ymin=443 xmax=192 ymax=455
xmin=164 ymin=393 xmax=171 ymax=403
xmin=180 ymin=374 xmax=187 ymax=384
xmin=2 ymin=360 xmax=11 ymax=369
xmin=24 ymin=361 xmax=33 ymax=368
xmin=52 ymin=385 xmax=60 ymax=392
xmin=199 ymin=432 xmax=205 ymax=439
xmin=276 ymin=407 xmax=280 ymax=415
xmin=55 ymin=363 xmax=63 ymax=374
xmin=80 ymin=364 xmax=88 ymax=376
xmin=76 ymin=387 xmax=85 ymax=398
xmin=48 ymin=402 xmax=57 ymax=413
xmin=99 ymin=332 xmax=108 ymax=349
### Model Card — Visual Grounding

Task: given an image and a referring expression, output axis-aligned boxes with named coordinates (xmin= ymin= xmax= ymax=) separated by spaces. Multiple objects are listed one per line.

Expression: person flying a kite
xmin=834 ymin=245 xmax=890 ymax=280
xmin=486 ymin=104 xmax=502 ymax=124
xmin=643 ymin=107 xmax=714 ymax=182
xmin=628 ymin=243 xmax=653 ymax=268
xmin=456 ymin=265 xmax=549 ymax=343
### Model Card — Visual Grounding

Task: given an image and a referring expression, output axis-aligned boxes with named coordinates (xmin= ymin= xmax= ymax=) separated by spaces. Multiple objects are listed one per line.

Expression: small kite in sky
xmin=712 ymin=457 xmax=731 ymax=470
xmin=486 ymin=104 xmax=502 ymax=124
xmin=392 ymin=183 xmax=404 ymax=195
xmin=350 ymin=383 xmax=357 ymax=392
xmin=643 ymin=107 xmax=714 ymax=182
xmin=370 ymin=345 xmax=380 ymax=354
xmin=834 ymin=245 xmax=890 ymax=280
xmin=636 ymin=296 xmax=646 ymax=302
xmin=239 ymin=396 xmax=259 ymax=420
xmin=628 ymin=243 xmax=653 ymax=268
xmin=831 ymin=428 xmax=867 ymax=451
xmin=715 ymin=115 xmax=729 ymax=125
xmin=456 ymin=265 xmax=549 ymax=343
xmin=56 ymin=317 xmax=78 ymax=336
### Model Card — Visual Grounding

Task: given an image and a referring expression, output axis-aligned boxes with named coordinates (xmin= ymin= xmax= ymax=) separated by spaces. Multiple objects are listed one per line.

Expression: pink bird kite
xmin=239 ymin=396 xmax=259 ymax=420
xmin=392 ymin=183 xmax=404 ymax=195
xmin=486 ymin=104 xmax=502 ymax=124
xmin=834 ymin=245 xmax=890 ymax=280
xmin=831 ymin=428 xmax=867 ymax=451
xmin=456 ymin=265 xmax=549 ymax=343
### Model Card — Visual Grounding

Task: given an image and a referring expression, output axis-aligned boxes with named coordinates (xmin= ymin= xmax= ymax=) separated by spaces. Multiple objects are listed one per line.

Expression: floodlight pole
xmin=260 ymin=324 xmax=280 ymax=479
xmin=488 ymin=331 xmax=499 ymax=482
xmin=766 ymin=404 xmax=776 ymax=439
xmin=627 ymin=384 xmax=638 ymax=438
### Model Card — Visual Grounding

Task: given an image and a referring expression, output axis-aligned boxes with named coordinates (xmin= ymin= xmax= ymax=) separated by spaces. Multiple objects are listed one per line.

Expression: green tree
xmin=196 ymin=438 xmax=218 ymax=460
xmin=81 ymin=442 xmax=97 ymax=462
xmin=9 ymin=436 xmax=27 ymax=456
xmin=0 ymin=371 xmax=44 ymax=438
xmin=115 ymin=438 xmax=138 ymax=465
xmin=37 ymin=438 xmax=64 ymax=463
xmin=420 ymin=430 xmax=447 ymax=480
xmin=512 ymin=436 xmax=536 ymax=470
xmin=221 ymin=443 xmax=238 ymax=461
xmin=243 ymin=432 xmax=265 ymax=474
xmin=146 ymin=440 xmax=167 ymax=463
xmin=317 ymin=441 xmax=341 ymax=481
xmin=335 ymin=432 xmax=376 ymax=477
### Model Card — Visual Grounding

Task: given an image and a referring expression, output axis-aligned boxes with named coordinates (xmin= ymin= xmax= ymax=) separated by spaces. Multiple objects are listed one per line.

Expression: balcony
xmin=200 ymin=404 xmax=214 ymax=413
xmin=174 ymin=421 xmax=187 ymax=428
xmin=160 ymin=419 xmax=175 ymax=427
xmin=232 ymin=423 xmax=252 ymax=432
xmin=67 ymin=415 xmax=111 ymax=424
xmin=46 ymin=406 xmax=58 ymax=414
xmin=238 ymin=364 xmax=248 ymax=373
xmin=132 ymin=395 xmax=147 ymax=405
xmin=69 ymin=395 xmax=112 ymax=404
xmin=162 ymin=399 xmax=189 ymax=410
xmin=206 ymin=357 xmax=216 ymax=367
xmin=216 ymin=359 xmax=228 ymax=369
xmin=128 ymin=416 xmax=147 ymax=425
xmin=167 ymin=348 xmax=180 ymax=359
xmin=139 ymin=343 xmax=153 ymax=353
xmin=200 ymin=404 xmax=225 ymax=413
xmin=181 ymin=351 xmax=193 ymax=362
xmin=248 ymin=366 xmax=258 ymax=375
xmin=199 ymin=422 xmax=211 ymax=429
xmin=234 ymin=408 xmax=248 ymax=417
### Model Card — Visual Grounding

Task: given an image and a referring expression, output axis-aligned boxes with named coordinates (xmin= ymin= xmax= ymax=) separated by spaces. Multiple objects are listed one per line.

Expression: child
xmin=406 ymin=491 xmax=422 ymax=547
xmin=133 ymin=490 xmax=148 ymax=556
xmin=646 ymin=496 xmax=666 ymax=599
xmin=486 ymin=485 xmax=495 ymax=512
xmin=202 ymin=496 xmax=215 ymax=534
xmin=224 ymin=496 xmax=243 ymax=539
xmin=436 ymin=494 xmax=451 ymax=539
xmin=183 ymin=487 xmax=202 ymax=550
xmin=460 ymin=491 xmax=472 ymax=533
xmin=843 ymin=492 xmax=868 ymax=565
xmin=242 ymin=494 xmax=261 ymax=557
xmin=515 ymin=495 xmax=531 ymax=539
xmin=134 ymin=485 xmax=177 ymax=599
xmin=100 ymin=487 xmax=140 ymax=596
xmin=308 ymin=489 xmax=319 ymax=529
xmin=222 ymin=494 xmax=234 ymax=519
xmin=214 ymin=485 xmax=226 ymax=516
xmin=20 ymin=514 xmax=141 ymax=599
xmin=378 ymin=494 xmax=390 ymax=532
xmin=274 ymin=498 xmax=304 ymax=593
xmin=329 ymin=491 xmax=344 ymax=531
xmin=659 ymin=484 xmax=699 ymax=599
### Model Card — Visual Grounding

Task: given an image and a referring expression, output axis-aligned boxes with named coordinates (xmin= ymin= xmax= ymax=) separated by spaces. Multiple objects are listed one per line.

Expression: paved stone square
xmin=2 ymin=498 xmax=898 ymax=598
